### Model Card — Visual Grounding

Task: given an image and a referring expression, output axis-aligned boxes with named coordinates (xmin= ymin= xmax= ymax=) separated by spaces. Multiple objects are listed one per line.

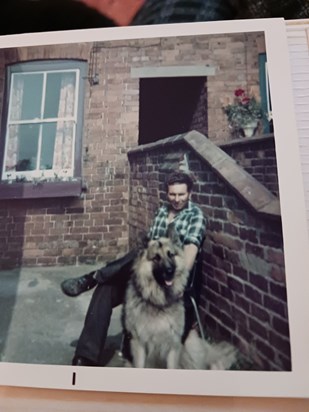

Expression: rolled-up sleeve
xmin=183 ymin=208 xmax=206 ymax=248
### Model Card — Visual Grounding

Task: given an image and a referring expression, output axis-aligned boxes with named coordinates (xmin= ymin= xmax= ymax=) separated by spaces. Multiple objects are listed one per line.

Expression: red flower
xmin=234 ymin=88 xmax=245 ymax=97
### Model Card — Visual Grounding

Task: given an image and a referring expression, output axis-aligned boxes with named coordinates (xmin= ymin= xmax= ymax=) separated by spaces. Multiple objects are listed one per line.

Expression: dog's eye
xmin=153 ymin=254 xmax=161 ymax=262
xmin=167 ymin=251 xmax=175 ymax=259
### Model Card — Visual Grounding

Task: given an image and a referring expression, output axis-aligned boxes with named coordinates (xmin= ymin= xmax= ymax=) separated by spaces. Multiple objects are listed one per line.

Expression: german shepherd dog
xmin=122 ymin=232 xmax=236 ymax=369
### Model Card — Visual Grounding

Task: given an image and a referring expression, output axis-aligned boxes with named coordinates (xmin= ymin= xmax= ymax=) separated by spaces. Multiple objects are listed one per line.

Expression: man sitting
xmin=61 ymin=171 xmax=206 ymax=366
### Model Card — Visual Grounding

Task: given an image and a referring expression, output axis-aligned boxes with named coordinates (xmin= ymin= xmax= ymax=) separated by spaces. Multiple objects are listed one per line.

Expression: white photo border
xmin=0 ymin=18 xmax=309 ymax=398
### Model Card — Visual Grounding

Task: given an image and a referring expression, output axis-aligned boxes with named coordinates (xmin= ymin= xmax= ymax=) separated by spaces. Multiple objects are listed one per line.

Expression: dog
xmin=122 ymin=232 xmax=236 ymax=370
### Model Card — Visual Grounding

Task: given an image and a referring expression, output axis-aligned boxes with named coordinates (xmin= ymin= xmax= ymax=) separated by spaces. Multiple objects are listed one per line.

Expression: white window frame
xmin=265 ymin=62 xmax=272 ymax=121
xmin=1 ymin=60 xmax=86 ymax=183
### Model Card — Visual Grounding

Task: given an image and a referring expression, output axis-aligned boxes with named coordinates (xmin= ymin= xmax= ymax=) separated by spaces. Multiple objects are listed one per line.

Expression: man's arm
xmin=182 ymin=206 xmax=206 ymax=272
xmin=183 ymin=243 xmax=199 ymax=272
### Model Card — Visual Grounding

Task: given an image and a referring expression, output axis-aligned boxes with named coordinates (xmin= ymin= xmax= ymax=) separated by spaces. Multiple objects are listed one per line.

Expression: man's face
xmin=167 ymin=183 xmax=190 ymax=212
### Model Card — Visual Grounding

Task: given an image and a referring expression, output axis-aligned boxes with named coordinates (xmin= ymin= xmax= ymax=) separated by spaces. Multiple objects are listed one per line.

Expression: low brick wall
xmin=220 ymin=134 xmax=279 ymax=196
xmin=128 ymin=132 xmax=290 ymax=371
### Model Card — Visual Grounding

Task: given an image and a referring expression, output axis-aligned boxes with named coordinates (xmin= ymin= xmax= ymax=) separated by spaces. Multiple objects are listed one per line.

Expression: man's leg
xmin=61 ymin=249 xmax=138 ymax=297
xmin=73 ymin=283 xmax=112 ymax=365
xmin=73 ymin=282 xmax=122 ymax=365
xmin=61 ymin=270 xmax=98 ymax=297
xmin=72 ymin=260 xmax=133 ymax=366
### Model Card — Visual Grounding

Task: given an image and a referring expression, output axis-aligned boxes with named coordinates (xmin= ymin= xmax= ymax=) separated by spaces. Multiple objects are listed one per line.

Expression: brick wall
xmin=128 ymin=135 xmax=290 ymax=371
xmin=220 ymin=134 xmax=279 ymax=196
xmin=0 ymin=32 xmax=265 ymax=268
xmin=189 ymin=81 xmax=208 ymax=137
xmin=0 ymin=43 xmax=132 ymax=268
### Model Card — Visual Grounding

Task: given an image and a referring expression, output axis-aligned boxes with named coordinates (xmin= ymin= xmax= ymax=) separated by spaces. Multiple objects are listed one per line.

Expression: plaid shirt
xmin=148 ymin=201 xmax=206 ymax=248
xmin=132 ymin=0 xmax=308 ymax=25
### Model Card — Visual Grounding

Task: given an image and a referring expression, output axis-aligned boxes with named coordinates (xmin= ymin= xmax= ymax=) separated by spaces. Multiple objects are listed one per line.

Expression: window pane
xmin=5 ymin=124 xmax=40 ymax=172
xmin=40 ymin=123 xmax=57 ymax=170
xmin=44 ymin=72 xmax=76 ymax=119
xmin=10 ymin=73 xmax=43 ymax=121
xmin=41 ymin=121 xmax=74 ymax=171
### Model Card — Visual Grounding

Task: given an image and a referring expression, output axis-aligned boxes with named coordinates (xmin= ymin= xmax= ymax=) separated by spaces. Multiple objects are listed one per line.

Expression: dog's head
xmin=146 ymin=237 xmax=183 ymax=289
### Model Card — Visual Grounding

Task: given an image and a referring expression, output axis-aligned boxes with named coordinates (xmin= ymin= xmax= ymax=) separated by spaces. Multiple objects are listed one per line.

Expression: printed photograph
xmin=0 ymin=29 xmax=291 ymax=375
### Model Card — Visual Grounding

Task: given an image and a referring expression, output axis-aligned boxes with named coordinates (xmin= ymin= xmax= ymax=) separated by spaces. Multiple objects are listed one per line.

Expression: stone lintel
xmin=131 ymin=65 xmax=216 ymax=78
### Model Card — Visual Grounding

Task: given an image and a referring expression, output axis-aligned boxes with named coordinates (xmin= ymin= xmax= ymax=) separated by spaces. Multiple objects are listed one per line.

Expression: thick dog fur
xmin=122 ymin=235 xmax=236 ymax=370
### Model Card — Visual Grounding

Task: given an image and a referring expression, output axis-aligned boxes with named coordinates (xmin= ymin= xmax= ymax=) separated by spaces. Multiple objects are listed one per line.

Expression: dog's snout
xmin=166 ymin=266 xmax=174 ymax=275
xmin=164 ymin=262 xmax=176 ymax=280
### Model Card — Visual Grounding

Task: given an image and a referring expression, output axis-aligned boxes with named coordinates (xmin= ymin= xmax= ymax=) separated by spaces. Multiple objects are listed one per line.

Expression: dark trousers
xmin=74 ymin=250 xmax=138 ymax=365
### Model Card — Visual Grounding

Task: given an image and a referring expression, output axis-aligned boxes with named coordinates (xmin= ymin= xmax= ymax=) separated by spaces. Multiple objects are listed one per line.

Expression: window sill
xmin=0 ymin=179 xmax=83 ymax=199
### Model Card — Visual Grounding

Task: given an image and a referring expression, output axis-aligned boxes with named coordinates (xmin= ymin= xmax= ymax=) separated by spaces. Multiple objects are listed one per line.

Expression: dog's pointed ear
xmin=146 ymin=241 xmax=158 ymax=260
xmin=167 ymin=223 xmax=182 ymax=248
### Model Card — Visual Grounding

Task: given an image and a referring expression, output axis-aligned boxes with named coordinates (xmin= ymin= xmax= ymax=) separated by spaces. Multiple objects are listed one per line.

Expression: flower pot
xmin=242 ymin=120 xmax=258 ymax=138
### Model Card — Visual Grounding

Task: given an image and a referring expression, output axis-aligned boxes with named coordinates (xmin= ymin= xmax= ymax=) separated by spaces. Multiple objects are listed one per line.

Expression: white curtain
xmin=53 ymin=73 xmax=76 ymax=171
xmin=5 ymin=75 xmax=24 ymax=172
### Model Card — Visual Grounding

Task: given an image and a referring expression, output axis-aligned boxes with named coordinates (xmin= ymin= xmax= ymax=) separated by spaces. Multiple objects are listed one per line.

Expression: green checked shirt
xmin=148 ymin=201 xmax=206 ymax=248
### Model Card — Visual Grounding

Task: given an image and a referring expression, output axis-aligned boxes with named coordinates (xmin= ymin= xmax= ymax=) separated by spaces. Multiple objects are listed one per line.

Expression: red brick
xmin=210 ymin=196 xmax=223 ymax=207
xmin=263 ymin=295 xmax=286 ymax=318
xmin=77 ymin=255 xmax=96 ymax=264
xmin=70 ymin=227 xmax=90 ymax=234
xmin=235 ymin=294 xmax=250 ymax=312
xmin=248 ymin=318 xmax=268 ymax=339
xmin=255 ymin=339 xmax=275 ymax=359
xmin=233 ymin=306 xmax=247 ymax=324
xmin=43 ymin=249 xmax=61 ymax=257
xmin=64 ymin=234 xmax=83 ymax=242
xmin=227 ymin=275 xmax=244 ymax=293
xmin=250 ymin=303 xmax=270 ymax=323
xmin=220 ymin=285 xmax=233 ymax=300
xmin=260 ymin=233 xmax=283 ymax=249
xmin=58 ymin=256 xmax=77 ymax=265
xmin=270 ymin=282 xmax=287 ymax=300
xmin=220 ymin=311 xmax=236 ymax=330
xmin=223 ymin=223 xmax=239 ymax=236
xmin=215 ymin=258 xmax=232 ymax=273
xmin=232 ymin=265 xmax=248 ymax=281
xmin=277 ymin=354 xmax=291 ymax=371
xmin=272 ymin=316 xmax=290 ymax=337
xmin=207 ymin=278 xmax=220 ymax=293
xmin=212 ymin=244 xmax=225 ymax=259
xmin=245 ymin=285 xmax=262 ymax=304
xmin=266 ymin=248 xmax=285 ymax=266
xmin=211 ymin=231 xmax=242 ymax=251
xmin=37 ymin=257 xmax=57 ymax=265
xmin=21 ymin=258 xmax=38 ymax=266
xmin=249 ymin=272 xmax=268 ymax=292
xmin=225 ymin=250 xmax=240 ymax=266
xmin=245 ymin=243 xmax=265 ymax=259
xmin=270 ymin=266 xmax=286 ymax=283
xmin=239 ymin=227 xmax=258 ymax=243
xmin=269 ymin=331 xmax=291 ymax=358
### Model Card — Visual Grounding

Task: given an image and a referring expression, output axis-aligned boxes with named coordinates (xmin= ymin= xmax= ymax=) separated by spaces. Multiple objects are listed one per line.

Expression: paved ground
xmin=0 ymin=265 xmax=124 ymax=367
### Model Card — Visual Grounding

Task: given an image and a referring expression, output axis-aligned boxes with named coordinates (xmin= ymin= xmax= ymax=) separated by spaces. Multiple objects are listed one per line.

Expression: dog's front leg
xmin=131 ymin=338 xmax=146 ymax=368
xmin=166 ymin=347 xmax=181 ymax=369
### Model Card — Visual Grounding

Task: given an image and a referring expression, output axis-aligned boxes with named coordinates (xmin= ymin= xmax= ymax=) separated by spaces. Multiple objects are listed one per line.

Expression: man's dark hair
xmin=165 ymin=172 xmax=194 ymax=192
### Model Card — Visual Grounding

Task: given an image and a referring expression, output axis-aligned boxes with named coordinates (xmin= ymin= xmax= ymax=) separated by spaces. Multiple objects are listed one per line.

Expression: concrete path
xmin=0 ymin=265 xmax=124 ymax=367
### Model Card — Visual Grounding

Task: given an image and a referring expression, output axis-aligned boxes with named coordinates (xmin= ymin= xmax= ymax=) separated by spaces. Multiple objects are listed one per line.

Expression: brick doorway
xmin=138 ymin=76 xmax=208 ymax=145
